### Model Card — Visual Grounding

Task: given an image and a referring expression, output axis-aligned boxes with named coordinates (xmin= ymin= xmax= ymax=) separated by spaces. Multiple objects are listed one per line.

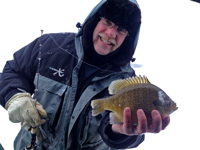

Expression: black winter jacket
xmin=0 ymin=33 xmax=144 ymax=150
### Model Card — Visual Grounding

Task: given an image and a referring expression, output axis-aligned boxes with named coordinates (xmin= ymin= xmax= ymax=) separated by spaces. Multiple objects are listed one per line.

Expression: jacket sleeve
xmin=0 ymin=35 xmax=46 ymax=108
xmin=99 ymin=112 xmax=145 ymax=149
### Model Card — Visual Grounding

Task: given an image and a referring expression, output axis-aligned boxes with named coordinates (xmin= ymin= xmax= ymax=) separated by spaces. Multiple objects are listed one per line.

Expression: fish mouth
xmin=169 ymin=103 xmax=178 ymax=114
xmin=173 ymin=103 xmax=178 ymax=111
xmin=174 ymin=107 xmax=178 ymax=111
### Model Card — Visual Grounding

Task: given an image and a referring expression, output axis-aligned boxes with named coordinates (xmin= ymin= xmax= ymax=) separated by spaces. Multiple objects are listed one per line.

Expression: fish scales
xmin=91 ymin=75 xmax=178 ymax=125
xmin=106 ymin=84 xmax=160 ymax=124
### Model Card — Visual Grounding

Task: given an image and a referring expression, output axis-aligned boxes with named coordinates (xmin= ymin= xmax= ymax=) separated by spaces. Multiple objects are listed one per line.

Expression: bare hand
xmin=111 ymin=107 xmax=170 ymax=135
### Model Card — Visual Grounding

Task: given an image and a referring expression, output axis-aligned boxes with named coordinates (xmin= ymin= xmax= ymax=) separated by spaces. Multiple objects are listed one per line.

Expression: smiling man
xmin=93 ymin=17 xmax=128 ymax=55
xmin=0 ymin=0 xmax=170 ymax=149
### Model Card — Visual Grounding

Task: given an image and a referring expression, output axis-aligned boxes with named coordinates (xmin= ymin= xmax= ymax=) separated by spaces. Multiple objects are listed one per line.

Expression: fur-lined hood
xmin=76 ymin=0 xmax=141 ymax=67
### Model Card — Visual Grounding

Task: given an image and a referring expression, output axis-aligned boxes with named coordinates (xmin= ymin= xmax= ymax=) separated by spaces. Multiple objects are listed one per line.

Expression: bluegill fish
xmin=91 ymin=76 xmax=178 ymax=125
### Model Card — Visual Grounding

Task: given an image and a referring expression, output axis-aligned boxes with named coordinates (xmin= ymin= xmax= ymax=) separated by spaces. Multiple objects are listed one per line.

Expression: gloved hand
xmin=5 ymin=93 xmax=47 ymax=141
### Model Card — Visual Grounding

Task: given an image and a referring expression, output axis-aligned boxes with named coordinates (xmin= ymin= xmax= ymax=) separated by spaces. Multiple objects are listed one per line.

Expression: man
xmin=0 ymin=0 xmax=170 ymax=149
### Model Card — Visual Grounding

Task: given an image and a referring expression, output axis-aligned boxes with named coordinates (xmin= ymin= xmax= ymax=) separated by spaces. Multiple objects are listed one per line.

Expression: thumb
xmin=35 ymin=102 xmax=47 ymax=118
xmin=40 ymin=119 xmax=46 ymax=125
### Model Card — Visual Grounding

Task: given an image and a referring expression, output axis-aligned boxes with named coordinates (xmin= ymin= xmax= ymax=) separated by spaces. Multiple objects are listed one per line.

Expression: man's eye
xmin=117 ymin=28 xmax=126 ymax=33
xmin=105 ymin=19 xmax=111 ymax=24
xmin=117 ymin=28 xmax=124 ymax=32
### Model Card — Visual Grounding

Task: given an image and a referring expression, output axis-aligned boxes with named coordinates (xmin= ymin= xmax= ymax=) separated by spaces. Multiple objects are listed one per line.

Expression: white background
xmin=0 ymin=0 xmax=200 ymax=149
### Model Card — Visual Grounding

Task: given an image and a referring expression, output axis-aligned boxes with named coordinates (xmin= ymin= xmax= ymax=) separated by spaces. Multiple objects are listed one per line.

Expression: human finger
xmin=21 ymin=121 xmax=32 ymax=131
xmin=36 ymin=102 xmax=47 ymax=118
xmin=162 ymin=115 xmax=170 ymax=130
xmin=136 ymin=109 xmax=148 ymax=134
xmin=121 ymin=107 xmax=134 ymax=135
xmin=148 ymin=110 xmax=162 ymax=133
xmin=22 ymin=111 xmax=38 ymax=127
xmin=27 ymin=107 xmax=42 ymax=126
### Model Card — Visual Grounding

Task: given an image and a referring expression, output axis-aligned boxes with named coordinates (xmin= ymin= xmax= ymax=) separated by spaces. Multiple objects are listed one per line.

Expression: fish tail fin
xmin=91 ymin=99 xmax=105 ymax=116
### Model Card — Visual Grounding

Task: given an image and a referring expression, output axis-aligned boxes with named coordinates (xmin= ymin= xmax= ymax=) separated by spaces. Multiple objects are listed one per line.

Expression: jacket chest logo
xmin=49 ymin=67 xmax=65 ymax=77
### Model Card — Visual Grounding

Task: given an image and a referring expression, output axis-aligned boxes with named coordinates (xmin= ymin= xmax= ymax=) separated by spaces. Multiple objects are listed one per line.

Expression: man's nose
xmin=105 ymin=27 xmax=117 ymax=38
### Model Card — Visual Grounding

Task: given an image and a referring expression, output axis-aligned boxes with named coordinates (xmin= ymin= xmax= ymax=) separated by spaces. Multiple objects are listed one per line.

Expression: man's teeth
xmin=101 ymin=37 xmax=112 ymax=45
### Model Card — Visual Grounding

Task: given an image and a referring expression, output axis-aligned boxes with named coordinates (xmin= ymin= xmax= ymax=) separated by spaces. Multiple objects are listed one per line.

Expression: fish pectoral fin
xmin=142 ymin=109 xmax=151 ymax=115
xmin=135 ymin=107 xmax=151 ymax=115
xmin=109 ymin=112 xmax=122 ymax=124
xmin=135 ymin=106 xmax=143 ymax=110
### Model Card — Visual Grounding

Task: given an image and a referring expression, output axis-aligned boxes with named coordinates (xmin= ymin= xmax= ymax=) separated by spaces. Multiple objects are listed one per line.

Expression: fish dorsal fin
xmin=108 ymin=75 xmax=151 ymax=95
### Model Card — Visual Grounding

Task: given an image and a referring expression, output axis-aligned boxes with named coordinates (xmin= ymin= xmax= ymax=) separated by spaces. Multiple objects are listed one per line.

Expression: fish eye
xmin=167 ymin=102 xmax=172 ymax=107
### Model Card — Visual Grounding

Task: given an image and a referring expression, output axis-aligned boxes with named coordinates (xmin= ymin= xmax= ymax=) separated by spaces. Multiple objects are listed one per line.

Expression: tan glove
xmin=5 ymin=93 xmax=47 ymax=141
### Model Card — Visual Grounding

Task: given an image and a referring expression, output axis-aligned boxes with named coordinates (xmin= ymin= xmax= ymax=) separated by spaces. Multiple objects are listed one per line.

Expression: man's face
xmin=93 ymin=17 xmax=128 ymax=55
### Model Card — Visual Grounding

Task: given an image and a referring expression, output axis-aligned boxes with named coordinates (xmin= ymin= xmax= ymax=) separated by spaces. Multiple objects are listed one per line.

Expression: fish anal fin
xmin=109 ymin=112 xmax=122 ymax=124
xmin=91 ymin=99 xmax=105 ymax=116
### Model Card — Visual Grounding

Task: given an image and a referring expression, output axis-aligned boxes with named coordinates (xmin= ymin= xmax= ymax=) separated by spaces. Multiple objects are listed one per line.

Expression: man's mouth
xmin=100 ymin=37 xmax=113 ymax=45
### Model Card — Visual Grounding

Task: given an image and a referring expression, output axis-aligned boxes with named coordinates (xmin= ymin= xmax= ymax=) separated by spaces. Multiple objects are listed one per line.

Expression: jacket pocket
xmin=80 ymin=107 xmax=104 ymax=148
xmin=33 ymin=74 xmax=69 ymax=130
